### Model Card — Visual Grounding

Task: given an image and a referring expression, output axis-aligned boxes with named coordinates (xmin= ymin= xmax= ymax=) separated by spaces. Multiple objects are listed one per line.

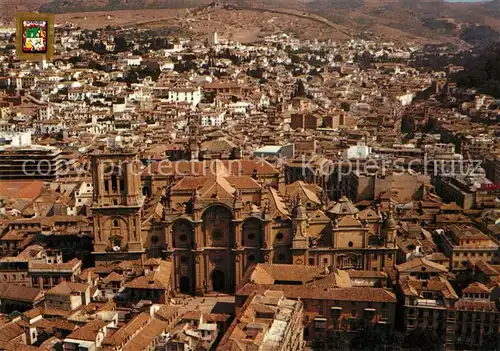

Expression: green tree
xmin=312 ymin=328 xmax=348 ymax=350
xmin=340 ymin=102 xmax=350 ymax=112
xmin=480 ymin=333 xmax=499 ymax=351
xmin=404 ymin=327 xmax=444 ymax=351
xmin=351 ymin=319 xmax=405 ymax=351
xmin=294 ymin=79 xmax=306 ymax=98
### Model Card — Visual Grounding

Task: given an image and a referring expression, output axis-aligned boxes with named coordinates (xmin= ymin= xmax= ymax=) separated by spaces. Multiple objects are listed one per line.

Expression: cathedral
xmin=91 ymin=147 xmax=398 ymax=295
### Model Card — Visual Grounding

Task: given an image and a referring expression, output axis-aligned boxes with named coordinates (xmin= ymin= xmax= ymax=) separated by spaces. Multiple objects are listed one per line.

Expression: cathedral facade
xmin=91 ymin=149 xmax=398 ymax=295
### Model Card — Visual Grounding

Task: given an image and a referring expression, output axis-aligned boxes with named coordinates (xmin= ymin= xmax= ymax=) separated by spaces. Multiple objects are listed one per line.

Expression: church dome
xmin=327 ymin=196 xmax=359 ymax=216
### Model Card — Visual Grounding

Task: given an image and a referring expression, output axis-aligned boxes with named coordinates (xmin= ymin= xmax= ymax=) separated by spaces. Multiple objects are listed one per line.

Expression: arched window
xmin=309 ymin=257 xmax=315 ymax=266
xmin=111 ymin=175 xmax=118 ymax=191
xmin=276 ymin=232 xmax=284 ymax=241
xmin=151 ymin=236 xmax=159 ymax=244
xmin=348 ymin=241 xmax=353 ymax=248
xmin=113 ymin=219 xmax=119 ymax=227
xmin=212 ymin=230 xmax=223 ymax=241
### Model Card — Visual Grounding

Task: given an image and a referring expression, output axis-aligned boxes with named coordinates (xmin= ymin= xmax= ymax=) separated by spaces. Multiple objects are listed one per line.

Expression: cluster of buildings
xmin=0 ymin=15 xmax=497 ymax=351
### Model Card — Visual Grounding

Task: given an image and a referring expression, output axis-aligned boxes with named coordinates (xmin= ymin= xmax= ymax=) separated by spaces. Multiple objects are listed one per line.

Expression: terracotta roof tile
xmin=66 ymin=319 xmax=109 ymax=341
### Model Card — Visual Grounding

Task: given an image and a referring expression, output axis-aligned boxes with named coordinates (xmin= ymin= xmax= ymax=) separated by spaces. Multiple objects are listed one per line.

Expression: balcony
xmin=105 ymin=244 xmax=129 ymax=253
xmin=415 ymin=299 xmax=445 ymax=308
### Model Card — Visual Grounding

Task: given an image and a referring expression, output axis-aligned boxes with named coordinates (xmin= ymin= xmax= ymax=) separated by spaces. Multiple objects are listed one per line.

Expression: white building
xmin=397 ymin=92 xmax=415 ymax=106
xmin=0 ymin=131 xmax=32 ymax=147
xmin=159 ymin=61 xmax=175 ymax=71
xmin=72 ymin=181 xmax=94 ymax=214
xmin=343 ymin=143 xmax=372 ymax=160
xmin=208 ymin=32 xmax=218 ymax=46
xmin=38 ymin=104 xmax=54 ymax=120
xmin=86 ymin=116 xmax=115 ymax=135
xmin=167 ymin=87 xmax=202 ymax=106
xmin=125 ymin=56 xmax=142 ymax=66
xmin=201 ymin=111 xmax=226 ymax=126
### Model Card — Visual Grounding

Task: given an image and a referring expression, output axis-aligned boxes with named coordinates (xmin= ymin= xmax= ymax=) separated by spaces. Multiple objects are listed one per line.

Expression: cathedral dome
xmin=327 ymin=196 xmax=359 ymax=216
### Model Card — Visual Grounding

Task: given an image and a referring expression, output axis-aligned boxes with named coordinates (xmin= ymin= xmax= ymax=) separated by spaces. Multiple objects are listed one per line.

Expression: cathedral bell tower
xmin=188 ymin=114 xmax=200 ymax=161
xmin=382 ymin=211 xmax=397 ymax=248
xmin=91 ymin=148 xmax=146 ymax=267
xmin=291 ymin=197 xmax=309 ymax=265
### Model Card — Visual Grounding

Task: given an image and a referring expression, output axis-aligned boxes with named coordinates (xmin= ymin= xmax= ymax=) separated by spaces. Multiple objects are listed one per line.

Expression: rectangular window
xmin=314 ymin=318 xmax=327 ymax=330
xmin=111 ymin=176 xmax=118 ymax=191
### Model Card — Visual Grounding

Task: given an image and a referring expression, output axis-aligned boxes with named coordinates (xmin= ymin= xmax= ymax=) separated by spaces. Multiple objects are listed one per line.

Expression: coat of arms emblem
xmin=16 ymin=12 xmax=54 ymax=61
xmin=22 ymin=20 xmax=48 ymax=53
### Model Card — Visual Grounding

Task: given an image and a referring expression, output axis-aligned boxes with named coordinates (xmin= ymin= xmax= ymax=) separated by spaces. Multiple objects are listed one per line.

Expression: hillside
xmin=1 ymin=0 xmax=499 ymax=44
xmin=451 ymin=42 xmax=500 ymax=98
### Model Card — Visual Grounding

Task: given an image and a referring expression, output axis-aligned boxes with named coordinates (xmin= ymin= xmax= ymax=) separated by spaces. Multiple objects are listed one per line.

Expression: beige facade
xmin=219 ymin=290 xmax=304 ymax=350
xmin=91 ymin=150 xmax=147 ymax=267
xmin=91 ymin=150 xmax=398 ymax=295
xmin=454 ymin=282 xmax=499 ymax=348
xmin=439 ymin=225 xmax=499 ymax=271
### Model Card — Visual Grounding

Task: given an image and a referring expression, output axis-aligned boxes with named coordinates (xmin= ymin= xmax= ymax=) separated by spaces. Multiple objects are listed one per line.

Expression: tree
xmin=294 ymin=79 xmax=306 ymax=98
xmin=404 ymin=327 xmax=444 ymax=351
xmin=480 ymin=333 xmax=499 ymax=351
xmin=312 ymin=321 xmax=405 ymax=351
xmin=312 ymin=329 xmax=348 ymax=350
xmin=334 ymin=54 xmax=343 ymax=62
xmin=350 ymin=319 xmax=405 ymax=351
xmin=114 ymin=35 xmax=128 ymax=52
xmin=340 ymin=102 xmax=350 ymax=112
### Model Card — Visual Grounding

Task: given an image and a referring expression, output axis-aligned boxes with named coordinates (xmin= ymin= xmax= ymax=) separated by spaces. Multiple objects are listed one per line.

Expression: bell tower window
xmin=111 ymin=175 xmax=118 ymax=191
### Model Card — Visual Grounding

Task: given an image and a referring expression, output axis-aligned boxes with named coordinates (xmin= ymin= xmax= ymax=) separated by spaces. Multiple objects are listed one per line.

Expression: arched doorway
xmin=179 ymin=276 xmax=190 ymax=294
xmin=212 ymin=270 xmax=225 ymax=292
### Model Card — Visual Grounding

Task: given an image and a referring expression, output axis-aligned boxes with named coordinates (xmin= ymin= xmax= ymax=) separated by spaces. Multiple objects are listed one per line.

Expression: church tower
xmin=382 ymin=211 xmax=397 ymax=248
xmin=188 ymin=114 xmax=200 ymax=161
xmin=291 ymin=198 xmax=309 ymax=265
xmin=91 ymin=148 xmax=146 ymax=266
